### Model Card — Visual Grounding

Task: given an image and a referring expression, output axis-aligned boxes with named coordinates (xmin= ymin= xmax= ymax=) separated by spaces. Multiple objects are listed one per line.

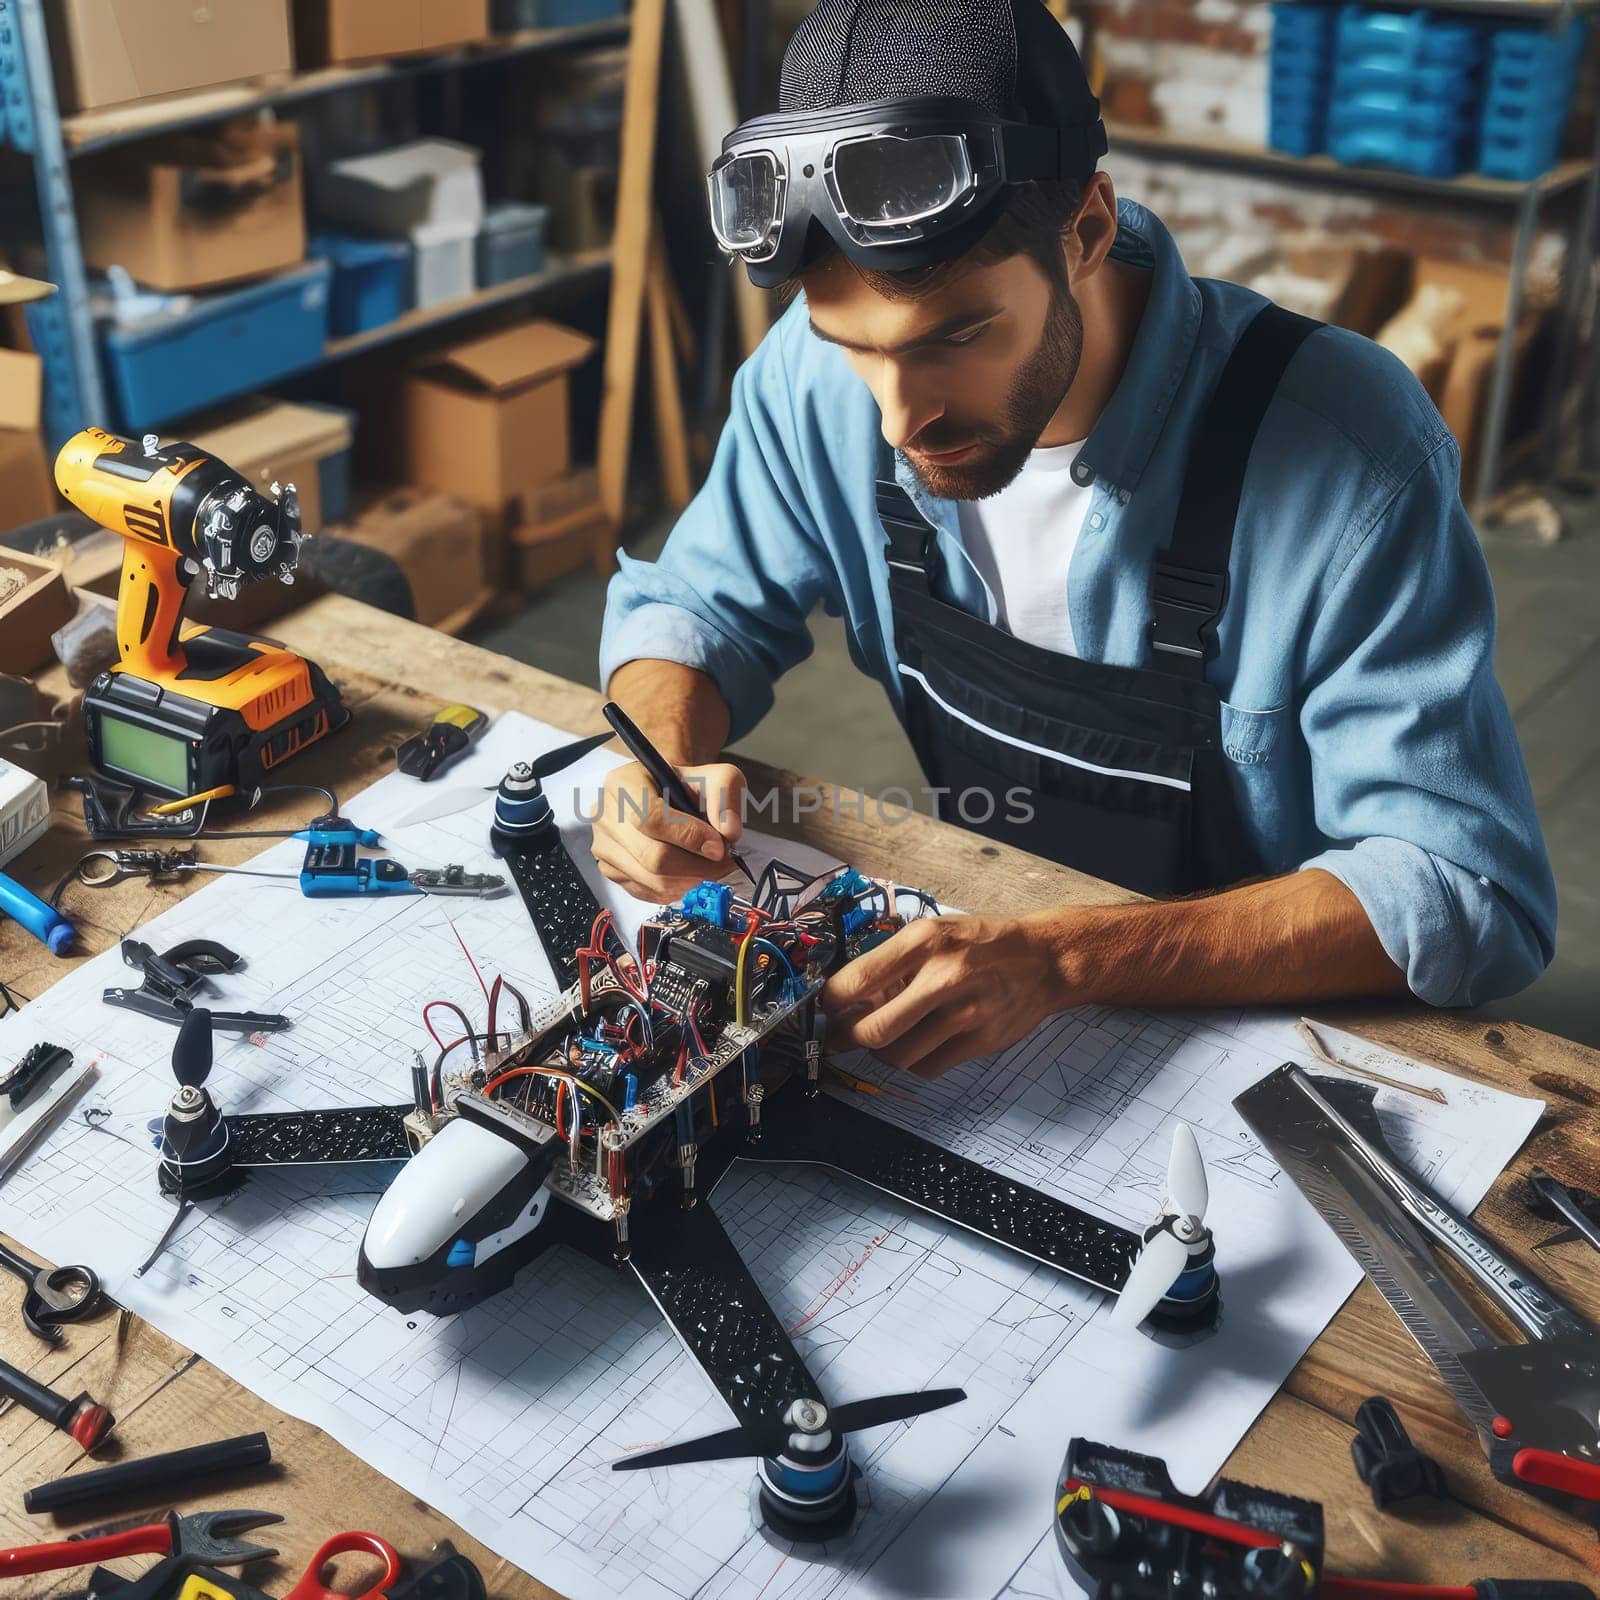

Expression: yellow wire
xmin=489 ymin=1064 xmax=622 ymax=1126
xmin=735 ymin=934 xmax=753 ymax=1027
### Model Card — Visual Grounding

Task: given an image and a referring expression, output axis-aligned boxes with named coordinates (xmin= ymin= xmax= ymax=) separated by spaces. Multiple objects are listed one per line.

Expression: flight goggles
xmin=707 ymin=96 xmax=1107 ymax=286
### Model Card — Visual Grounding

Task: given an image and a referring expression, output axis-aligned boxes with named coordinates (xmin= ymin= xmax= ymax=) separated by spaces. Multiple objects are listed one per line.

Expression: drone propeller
xmin=613 ymin=1386 xmax=966 ymax=1472
xmin=172 ymin=1007 xmax=214 ymax=1090
xmin=398 ymin=730 xmax=615 ymax=826
xmin=1108 ymin=1122 xmax=1211 ymax=1332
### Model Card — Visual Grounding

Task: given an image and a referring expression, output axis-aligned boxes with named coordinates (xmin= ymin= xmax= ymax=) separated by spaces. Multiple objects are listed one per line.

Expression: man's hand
xmin=820 ymin=912 xmax=1069 ymax=1078
xmin=818 ymin=870 xmax=1405 ymax=1079
xmin=590 ymin=758 xmax=747 ymax=903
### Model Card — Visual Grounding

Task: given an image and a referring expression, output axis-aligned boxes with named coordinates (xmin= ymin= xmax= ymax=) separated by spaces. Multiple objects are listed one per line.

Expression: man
xmin=592 ymin=0 xmax=1555 ymax=1078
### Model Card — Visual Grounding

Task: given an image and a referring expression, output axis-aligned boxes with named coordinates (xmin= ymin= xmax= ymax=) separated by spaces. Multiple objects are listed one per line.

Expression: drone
xmin=149 ymin=734 xmax=1221 ymax=1548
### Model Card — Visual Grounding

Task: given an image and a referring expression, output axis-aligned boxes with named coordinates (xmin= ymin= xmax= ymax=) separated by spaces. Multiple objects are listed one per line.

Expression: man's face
xmin=803 ymin=248 xmax=1084 ymax=500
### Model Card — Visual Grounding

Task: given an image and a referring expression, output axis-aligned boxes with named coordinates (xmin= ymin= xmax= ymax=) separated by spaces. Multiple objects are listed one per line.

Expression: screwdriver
xmin=0 ymin=1352 xmax=113 ymax=1447
xmin=600 ymin=701 xmax=756 ymax=887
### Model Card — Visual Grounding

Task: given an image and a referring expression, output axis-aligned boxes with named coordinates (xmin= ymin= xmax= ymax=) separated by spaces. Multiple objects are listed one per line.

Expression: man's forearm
xmin=605 ymin=659 xmax=733 ymax=766
xmin=1042 ymin=867 xmax=1408 ymax=1009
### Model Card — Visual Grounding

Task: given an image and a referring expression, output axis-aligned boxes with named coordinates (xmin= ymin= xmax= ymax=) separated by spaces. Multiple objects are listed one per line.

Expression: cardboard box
xmin=330 ymin=488 xmax=489 ymax=629
xmin=294 ymin=0 xmax=490 ymax=67
xmin=168 ymin=395 xmax=354 ymax=535
xmin=1438 ymin=319 xmax=1538 ymax=493
xmin=316 ymin=139 xmax=485 ymax=234
xmin=47 ymin=0 xmax=293 ymax=114
xmin=0 ymin=350 xmax=59 ymax=536
xmin=1286 ymin=244 xmax=1412 ymax=339
xmin=78 ymin=122 xmax=306 ymax=293
xmin=399 ymin=320 xmax=596 ymax=522
xmin=513 ymin=503 xmax=606 ymax=591
xmin=0 ymin=548 xmax=74 ymax=674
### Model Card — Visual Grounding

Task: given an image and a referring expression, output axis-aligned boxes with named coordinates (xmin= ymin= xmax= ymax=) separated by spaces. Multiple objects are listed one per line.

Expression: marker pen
xmin=0 ymin=869 xmax=75 ymax=955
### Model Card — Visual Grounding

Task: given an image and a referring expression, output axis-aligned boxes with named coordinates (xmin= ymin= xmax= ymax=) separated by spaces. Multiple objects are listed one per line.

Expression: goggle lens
xmin=831 ymin=132 xmax=972 ymax=226
xmin=710 ymin=153 xmax=781 ymax=250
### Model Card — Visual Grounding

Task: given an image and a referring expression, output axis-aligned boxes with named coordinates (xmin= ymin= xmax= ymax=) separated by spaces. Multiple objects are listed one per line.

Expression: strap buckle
xmin=877 ymin=480 xmax=940 ymax=592
xmin=1149 ymin=560 xmax=1227 ymax=677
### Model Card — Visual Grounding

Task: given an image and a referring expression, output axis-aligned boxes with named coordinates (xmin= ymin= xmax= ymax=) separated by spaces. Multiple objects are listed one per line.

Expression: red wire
xmin=1321 ymin=1582 xmax=1473 ymax=1600
xmin=422 ymin=1001 xmax=472 ymax=1052
xmin=447 ymin=918 xmax=491 ymax=1005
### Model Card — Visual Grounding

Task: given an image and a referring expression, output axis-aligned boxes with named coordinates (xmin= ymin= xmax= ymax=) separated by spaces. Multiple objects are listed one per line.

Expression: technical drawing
xmin=0 ymin=713 xmax=1545 ymax=1600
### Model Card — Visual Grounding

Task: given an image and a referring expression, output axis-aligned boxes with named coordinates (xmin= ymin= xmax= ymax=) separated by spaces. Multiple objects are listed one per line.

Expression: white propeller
xmin=397 ymin=730 xmax=614 ymax=827
xmin=1109 ymin=1122 xmax=1211 ymax=1332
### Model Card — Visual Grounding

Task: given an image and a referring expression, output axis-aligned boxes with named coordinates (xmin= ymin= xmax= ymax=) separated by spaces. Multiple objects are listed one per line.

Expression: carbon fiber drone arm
xmin=628 ymin=1195 xmax=823 ymax=1435
xmin=226 ymin=1106 xmax=414 ymax=1165
xmin=745 ymin=1076 xmax=1141 ymax=1294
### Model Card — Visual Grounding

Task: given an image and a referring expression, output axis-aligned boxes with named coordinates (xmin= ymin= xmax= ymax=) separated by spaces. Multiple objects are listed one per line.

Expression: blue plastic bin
xmin=1335 ymin=7 xmax=1485 ymax=70
xmin=1270 ymin=100 xmax=1327 ymax=156
xmin=312 ymin=233 xmax=411 ymax=337
xmin=1330 ymin=88 xmax=1477 ymax=139
xmin=102 ymin=261 xmax=332 ymax=432
xmin=1269 ymin=4 xmax=1338 ymax=156
xmin=1335 ymin=58 xmax=1478 ymax=99
xmin=476 ymin=202 xmax=550 ymax=287
xmin=1475 ymin=17 xmax=1587 ymax=179
xmin=1328 ymin=122 xmax=1466 ymax=176
xmin=493 ymin=0 xmax=625 ymax=25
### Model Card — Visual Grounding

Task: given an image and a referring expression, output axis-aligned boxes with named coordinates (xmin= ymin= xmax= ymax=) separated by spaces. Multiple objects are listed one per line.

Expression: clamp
xmin=104 ymin=938 xmax=289 ymax=1034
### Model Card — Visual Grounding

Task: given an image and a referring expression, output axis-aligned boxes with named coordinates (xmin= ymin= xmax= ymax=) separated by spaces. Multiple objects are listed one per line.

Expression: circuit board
xmin=405 ymin=868 xmax=909 ymax=1223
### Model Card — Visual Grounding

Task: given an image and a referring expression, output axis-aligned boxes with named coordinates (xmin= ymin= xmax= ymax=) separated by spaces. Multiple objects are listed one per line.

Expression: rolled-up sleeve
xmin=1296 ymin=437 xmax=1556 ymax=1007
xmin=599 ymin=323 xmax=837 ymax=740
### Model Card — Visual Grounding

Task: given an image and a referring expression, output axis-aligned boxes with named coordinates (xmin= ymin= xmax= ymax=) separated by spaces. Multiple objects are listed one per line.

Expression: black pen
xmin=601 ymin=701 xmax=756 ymax=886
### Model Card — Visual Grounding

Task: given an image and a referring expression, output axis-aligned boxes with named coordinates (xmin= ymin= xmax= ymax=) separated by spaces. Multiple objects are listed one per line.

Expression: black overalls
xmin=879 ymin=303 xmax=1317 ymax=898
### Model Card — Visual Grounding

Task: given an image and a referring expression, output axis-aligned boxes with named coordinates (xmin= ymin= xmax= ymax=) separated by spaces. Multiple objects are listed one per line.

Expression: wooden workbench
xmin=4 ymin=594 xmax=1600 ymax=1595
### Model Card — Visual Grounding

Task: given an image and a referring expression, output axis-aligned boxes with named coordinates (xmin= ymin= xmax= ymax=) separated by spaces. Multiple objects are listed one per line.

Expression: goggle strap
xmin=999 ymin=116 xmax=1108 ymax=182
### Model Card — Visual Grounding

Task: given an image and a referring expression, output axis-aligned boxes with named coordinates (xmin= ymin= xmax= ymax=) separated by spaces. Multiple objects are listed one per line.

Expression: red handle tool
xmin=283 ymin=1531 xmax=402 ymax=1600
xmin=1 ymin=1519 xmax=182 ymax=1578
xmin=0 ymin=1508 xmax=279 ymax=1579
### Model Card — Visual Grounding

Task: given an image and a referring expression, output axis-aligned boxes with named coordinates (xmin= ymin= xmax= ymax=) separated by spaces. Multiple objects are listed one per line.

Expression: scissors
xmin=87 ymin=1530 xmax=401 ymax=1600
xmin=282 ymin=1532 xmax=402 ymax=1600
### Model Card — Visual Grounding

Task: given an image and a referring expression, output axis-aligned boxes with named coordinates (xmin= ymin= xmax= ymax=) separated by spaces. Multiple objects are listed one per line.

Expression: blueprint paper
xmin=0 ymin=712 xmax=1543 ymax=1600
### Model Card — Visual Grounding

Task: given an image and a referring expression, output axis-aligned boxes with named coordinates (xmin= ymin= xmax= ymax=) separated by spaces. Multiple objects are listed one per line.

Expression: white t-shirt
xmin=955 ymin=439 xmax=1092 ymax=657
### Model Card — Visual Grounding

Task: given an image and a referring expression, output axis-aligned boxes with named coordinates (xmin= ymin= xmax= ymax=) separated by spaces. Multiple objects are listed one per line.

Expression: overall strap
xmin=877 ymin=475 xmax=941 ymax=596
xmin=1149 ymin=303 xmax=1321 ymax=679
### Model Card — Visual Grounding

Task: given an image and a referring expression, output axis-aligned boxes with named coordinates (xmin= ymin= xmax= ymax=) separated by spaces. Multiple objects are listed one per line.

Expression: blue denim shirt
xmin=599 ymin=200 xmax=1556 ymax=1008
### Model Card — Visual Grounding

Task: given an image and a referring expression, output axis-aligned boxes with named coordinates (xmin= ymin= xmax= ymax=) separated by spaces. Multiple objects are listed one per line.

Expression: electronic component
xmin=1056 ymin=1436 xmax=1591 ymax=1599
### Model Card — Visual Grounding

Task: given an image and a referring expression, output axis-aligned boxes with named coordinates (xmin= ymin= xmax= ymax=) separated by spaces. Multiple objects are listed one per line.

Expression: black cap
xmin=778 ymin=0 xmax=1104 ymax=175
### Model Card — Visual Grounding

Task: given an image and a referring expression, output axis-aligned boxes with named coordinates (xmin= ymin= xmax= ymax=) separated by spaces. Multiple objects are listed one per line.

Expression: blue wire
xmin=750 ymin=938 xmax=796 ymax=981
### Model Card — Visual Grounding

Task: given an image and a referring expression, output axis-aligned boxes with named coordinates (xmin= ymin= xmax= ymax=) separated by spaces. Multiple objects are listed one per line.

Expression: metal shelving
xmin=1267 ymin=0 xmax=1597 ymax=16
xmin=1106 ymin=121 xmax=1594 ymax=203
xmin=321 ymin=249 xmax=613 ymax=363
xmin=0 ymin=0 xmax=628 ymax=445
xmin=1105 ymin=105 xmax=1600 ymax=512
xmin=61 ymin=18 xmax=630 ymax=155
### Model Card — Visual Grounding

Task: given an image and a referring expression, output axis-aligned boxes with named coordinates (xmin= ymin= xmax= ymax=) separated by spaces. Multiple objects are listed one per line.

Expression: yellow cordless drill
xmin=55 ymin=427 xmax=347 ymax=801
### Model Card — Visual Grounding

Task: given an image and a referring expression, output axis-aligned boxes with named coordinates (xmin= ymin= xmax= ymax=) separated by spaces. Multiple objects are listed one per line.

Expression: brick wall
xmin=1083 ymin=0 xmax=1568 ymax=277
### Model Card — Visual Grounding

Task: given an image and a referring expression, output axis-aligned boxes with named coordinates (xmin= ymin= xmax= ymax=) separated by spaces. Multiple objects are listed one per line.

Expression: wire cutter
xmin=0 ymin=1508 xmax=281 ymax=1579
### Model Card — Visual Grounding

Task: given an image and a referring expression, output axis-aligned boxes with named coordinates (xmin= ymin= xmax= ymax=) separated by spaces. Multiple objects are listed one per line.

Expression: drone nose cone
xmin=363 ymin=1117 xmax=528 ymax=1270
